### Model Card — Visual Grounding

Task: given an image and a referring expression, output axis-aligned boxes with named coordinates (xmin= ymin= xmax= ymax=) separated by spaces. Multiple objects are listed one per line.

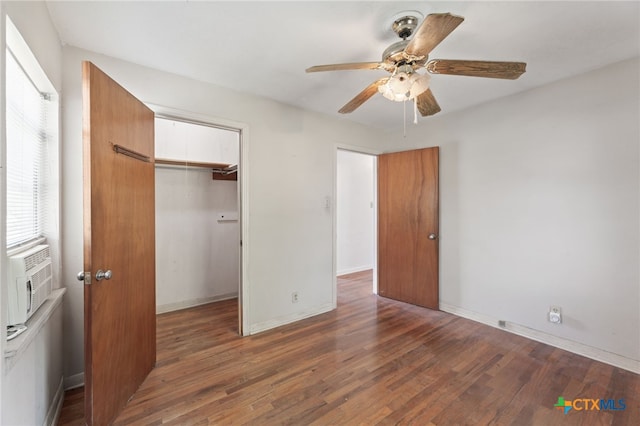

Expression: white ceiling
xmin=45 ymin=1 xmax=640 ymax=131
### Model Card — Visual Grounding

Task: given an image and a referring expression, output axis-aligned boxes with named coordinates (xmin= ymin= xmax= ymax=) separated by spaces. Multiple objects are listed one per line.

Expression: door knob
xmin=428 ymin=233 xmax=438 ymax=240
xmin=77 ymin=271 xmax=86 ymax=281
xmin=95 ymin=269 xmax=112 ymax=281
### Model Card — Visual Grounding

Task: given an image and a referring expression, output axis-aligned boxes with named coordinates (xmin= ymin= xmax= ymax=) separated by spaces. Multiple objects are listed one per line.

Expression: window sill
xmin=4 ymin=288 xmax=66 ymax=373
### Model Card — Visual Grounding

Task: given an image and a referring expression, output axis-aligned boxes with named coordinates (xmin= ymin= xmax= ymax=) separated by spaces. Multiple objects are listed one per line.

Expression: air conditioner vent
xmin=24 ymin=245 xmax=51 ymax=270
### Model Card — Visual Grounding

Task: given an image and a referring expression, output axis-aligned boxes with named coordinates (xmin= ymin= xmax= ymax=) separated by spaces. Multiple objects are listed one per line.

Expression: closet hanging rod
xmin=155 ymin=158 xmax=230 ymax=170
xmin=155 ymin=164 xmax=214 ymax=173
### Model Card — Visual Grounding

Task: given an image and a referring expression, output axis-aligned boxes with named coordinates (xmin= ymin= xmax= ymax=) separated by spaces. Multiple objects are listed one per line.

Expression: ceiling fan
xmin=306 ymin=12 xmax=526 ymax=117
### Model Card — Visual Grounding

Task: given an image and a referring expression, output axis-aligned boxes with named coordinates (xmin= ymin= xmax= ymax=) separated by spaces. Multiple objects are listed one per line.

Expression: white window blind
xmin=5 ymin=49 xmax=47 ymax=248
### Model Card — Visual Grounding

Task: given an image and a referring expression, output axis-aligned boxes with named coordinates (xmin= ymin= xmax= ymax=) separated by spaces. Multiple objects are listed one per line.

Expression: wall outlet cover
xmin=549 ymin=306 xmax=562 ymax=324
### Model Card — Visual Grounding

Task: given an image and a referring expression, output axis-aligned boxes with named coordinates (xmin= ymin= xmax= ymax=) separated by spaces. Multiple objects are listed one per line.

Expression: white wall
xmin=336 ymin=150 xmax=374 ymax=276
xmin=156 ymin=169 xmax=239 ymax=312
xmin=401 ymin=58 xmax=640 ymax=371
xmin=60 ymin=46 xmax=390 ymax=381
xmin=2 ymin=301 xmax=64 ymax=426
xmin=1 ymin=1 xmax=65 ymax=423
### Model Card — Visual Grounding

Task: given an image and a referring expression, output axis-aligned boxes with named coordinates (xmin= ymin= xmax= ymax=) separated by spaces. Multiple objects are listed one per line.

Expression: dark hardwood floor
xmin=58 ymin=270 xmax=639 ymax=425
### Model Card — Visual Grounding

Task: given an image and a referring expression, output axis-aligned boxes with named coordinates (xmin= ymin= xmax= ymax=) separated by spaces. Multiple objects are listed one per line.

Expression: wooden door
xmin=82 ymin=62 xmax=156 ymax=425
xmin=378 ymin=147 xmax=439 ymax=309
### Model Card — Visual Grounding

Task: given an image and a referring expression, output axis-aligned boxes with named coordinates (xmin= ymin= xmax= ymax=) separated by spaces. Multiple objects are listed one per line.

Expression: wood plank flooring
xmin=58 ymin=270 xmax=639 ymax=425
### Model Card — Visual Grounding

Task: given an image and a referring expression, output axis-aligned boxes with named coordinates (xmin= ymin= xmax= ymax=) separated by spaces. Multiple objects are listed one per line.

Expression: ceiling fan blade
xmin=416 ymin=89 xmax=441 ymax=116
xmin=338 ymin=78 xmax=387 ymax=114
xmin=405 ymin=13 xmax=464 ymax=58
xmin=306 ymin=62 xmax=388 ymax=73
xmin=426 ymin=59 xmax=527 ymax=79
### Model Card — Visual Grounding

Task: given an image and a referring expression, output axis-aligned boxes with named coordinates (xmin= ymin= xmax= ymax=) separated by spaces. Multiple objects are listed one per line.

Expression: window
xmin=5 ymin=18 xmax=58 ymax=249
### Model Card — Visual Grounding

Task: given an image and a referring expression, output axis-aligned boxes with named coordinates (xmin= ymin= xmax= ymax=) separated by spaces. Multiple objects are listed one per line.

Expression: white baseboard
xmin=249 ymin=303 xmax=335 ymax=335
xmin=440 ymin=302 xmax=640 ymax=374
xmin=337 ymin=265 xmax=373 ymax=276
xmin=64 ymin=372 xmax=85 ymax=390
xmin=156 ymin=293 xmax=238 ymax=314
xmin=45 ymin=377 xmax=65 ymax=426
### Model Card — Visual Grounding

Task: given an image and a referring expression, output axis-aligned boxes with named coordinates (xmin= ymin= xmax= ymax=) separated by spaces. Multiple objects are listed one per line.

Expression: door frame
xmin=333 ymin=144 xmax=382 ymax=301
xmin=147 ymin=103 xmax=250 ymax=335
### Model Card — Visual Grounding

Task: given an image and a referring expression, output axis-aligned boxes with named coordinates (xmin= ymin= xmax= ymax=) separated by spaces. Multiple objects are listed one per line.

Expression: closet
xmin=154 ymin=117 xmax=240 ymax=313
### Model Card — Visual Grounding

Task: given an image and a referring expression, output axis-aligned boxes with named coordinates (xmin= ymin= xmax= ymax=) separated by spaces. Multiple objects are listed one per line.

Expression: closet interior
xmin=154 ymin=117 xmax=240 ymax=314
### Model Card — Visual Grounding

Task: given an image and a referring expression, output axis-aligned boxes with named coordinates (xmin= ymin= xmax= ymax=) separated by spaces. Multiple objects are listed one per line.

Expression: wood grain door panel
xmin=83 ymin=62 xmax=156 ymax=425
xmin=378 ymin=147 xmax=439 ymax=309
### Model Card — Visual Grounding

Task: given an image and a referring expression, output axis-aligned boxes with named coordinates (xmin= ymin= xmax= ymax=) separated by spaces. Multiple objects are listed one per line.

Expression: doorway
xmin=334 ymin=146 xmax=440 ymax=309
xmin=336 ymin=148 xmax=377 ymax=294
xmin=153 ymin=113 xmax=243 ymax=333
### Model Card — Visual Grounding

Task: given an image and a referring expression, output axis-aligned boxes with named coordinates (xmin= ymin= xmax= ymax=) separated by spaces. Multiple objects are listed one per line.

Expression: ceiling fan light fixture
xmin=379 ymin=70 xmax=431 ymax=102
xmin=379 ymin=83 xmax=408 ymax=102
xmin=409 ymin=72 xmax=431 ymax=98
xmin=388 ymin=72 xmax=412 ymax=94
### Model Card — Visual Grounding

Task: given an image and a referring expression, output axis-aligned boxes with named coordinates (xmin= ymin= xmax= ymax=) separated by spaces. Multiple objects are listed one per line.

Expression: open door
xmin=81 ymin=62 xmax=156 ymax=425
xmin=378 ymin=147 xmax=439 ymax=309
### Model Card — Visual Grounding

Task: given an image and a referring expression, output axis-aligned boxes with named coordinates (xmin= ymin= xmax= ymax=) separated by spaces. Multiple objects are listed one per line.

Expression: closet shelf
xmin=155 ymin=158 xmax=238 ymax=181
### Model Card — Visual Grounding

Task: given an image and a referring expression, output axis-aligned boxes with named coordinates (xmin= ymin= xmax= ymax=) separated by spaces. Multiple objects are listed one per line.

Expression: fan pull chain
xmin=413 ymin=97 xmax=418 ymax=124
xmin=403 ymin=99 xmax=407 ymax=137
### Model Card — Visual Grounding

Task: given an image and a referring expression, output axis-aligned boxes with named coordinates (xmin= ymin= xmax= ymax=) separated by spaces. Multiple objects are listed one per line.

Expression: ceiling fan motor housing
xmin=383 ymin=15 xmax=426 ymax=66
xmin=392 ymin=15 xmax=419 ymax=39
xmin=382 ymin=40 xmax=410 ymax=63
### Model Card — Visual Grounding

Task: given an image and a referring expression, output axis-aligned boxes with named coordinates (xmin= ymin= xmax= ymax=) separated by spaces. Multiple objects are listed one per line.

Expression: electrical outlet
xmin=292 ymin=292 xmax=299 ymax=303
xmin=549 ymin=306 xmax=562 ymax=324
xmin=498 ymin=320 xmax=506 ymax=327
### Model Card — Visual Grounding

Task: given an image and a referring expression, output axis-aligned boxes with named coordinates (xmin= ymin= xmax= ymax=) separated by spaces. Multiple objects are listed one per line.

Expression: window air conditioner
xmin=7 ymin=244 xmax=53 ymax=326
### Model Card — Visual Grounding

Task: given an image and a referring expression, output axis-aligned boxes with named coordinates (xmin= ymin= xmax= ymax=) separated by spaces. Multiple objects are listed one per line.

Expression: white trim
xmin=44 ymin=376 xmax=64 ymax=426
xmin=147 ymin=103 xmax=246 ymax=133
xmin=334 ymin=143 xmax=383 ymax=157
xmin=248 ymin=303 xmax=334 ymax=335
xmin=0 ymin=6 xmax=7 ymax=409
xmin=440 ymin=302 xmax=640 ymax=374
xmin=156 ymin=293 xmax=237 ymax=314
xmin=331 ymin=146 xmax=338 ymax=309
xmin=6 ymin=16 xmax=55 ymax=94
xmin=372 ymin=156 xmax=378 ymax=294
xmin=64 ymin=372 xmax=84 ymax=391
xmin=63 ymin=372 xmax=84 ymax=391
xmin=64 ymin=371 xmax=84 ymax=391
xmin=239 ymin=124 xmax=250 ymax=336
xmin=7 ymin=236 xmax=46 ymax=257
